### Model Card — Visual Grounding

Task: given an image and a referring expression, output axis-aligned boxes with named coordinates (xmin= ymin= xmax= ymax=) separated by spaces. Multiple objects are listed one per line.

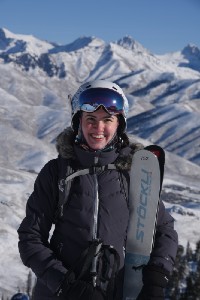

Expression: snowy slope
xmin=0 ymin=28 xmax=200 ymax=298
xmin=0 ymin=168 xmax=37 ymax=296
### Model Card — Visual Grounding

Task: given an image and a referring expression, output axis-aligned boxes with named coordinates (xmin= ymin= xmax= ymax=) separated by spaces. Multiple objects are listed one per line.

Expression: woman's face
xmin=80 ymin=107 xmax=119 ymax=150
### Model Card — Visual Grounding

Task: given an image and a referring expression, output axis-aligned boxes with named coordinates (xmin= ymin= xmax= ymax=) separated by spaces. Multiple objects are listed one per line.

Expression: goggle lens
xmin=79 ymin=88 xmax=124 ymax=115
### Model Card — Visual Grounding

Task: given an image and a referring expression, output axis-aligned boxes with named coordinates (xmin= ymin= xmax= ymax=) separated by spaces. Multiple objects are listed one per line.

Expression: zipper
xmin=92 ymin=173 xmax=99 ymax=240
xmin=92 ymin=156 xmax=100 ymax=240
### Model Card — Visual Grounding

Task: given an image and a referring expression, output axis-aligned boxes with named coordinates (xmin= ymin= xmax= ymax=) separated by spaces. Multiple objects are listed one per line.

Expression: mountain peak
xmin=65 ymin=36 xmax=95 ymax=50
xmin=116 ymin=35 xmax=148 ymax=53
xmin=0 ymin=28 xmax=12 ymax=50
xmin=0 ymin=27 xmax=35 ymax=42
xmin=0 ymin=27 xmax=14 ymax=39
xmin=0 ymin=28 xmax=6 ymax=39
xmin=49 ymin=35 xmax=105 ymax=54
xmin=0 ymin=27 xmax=54 ymax=56
xmin=181 ymin=43 xmax=200 ymax=58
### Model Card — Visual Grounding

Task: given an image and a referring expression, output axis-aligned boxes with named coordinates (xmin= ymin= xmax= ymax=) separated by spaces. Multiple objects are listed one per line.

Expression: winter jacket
xmin=18 ymin=128 xmax=178 ymax=300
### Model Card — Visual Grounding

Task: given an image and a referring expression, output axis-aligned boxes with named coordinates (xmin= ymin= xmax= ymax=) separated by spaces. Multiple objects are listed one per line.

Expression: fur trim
xmin=114 ymin=140 xmax=144 ymax=170
xmin=56 ymin=127 xmax=77 ymax=159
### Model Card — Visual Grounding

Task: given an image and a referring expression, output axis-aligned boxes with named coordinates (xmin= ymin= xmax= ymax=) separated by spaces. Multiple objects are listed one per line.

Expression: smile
xmin=91 ymin=134 xmax=105 ymax=139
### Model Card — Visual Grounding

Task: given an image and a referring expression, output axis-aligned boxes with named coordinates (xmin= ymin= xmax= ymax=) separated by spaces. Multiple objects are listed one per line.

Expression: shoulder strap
xmin=54 ymin=163 xmax=72 ymax=223
xmin=54 ymin=162 xmax=116 ymax=223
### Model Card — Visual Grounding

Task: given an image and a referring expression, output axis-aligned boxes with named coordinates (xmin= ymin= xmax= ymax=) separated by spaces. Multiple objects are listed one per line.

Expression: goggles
xmin=78 ymin=88 xmax=125 ymax=115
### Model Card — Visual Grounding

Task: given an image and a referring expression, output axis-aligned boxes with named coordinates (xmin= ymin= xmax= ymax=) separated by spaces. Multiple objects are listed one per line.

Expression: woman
xmin=18 ymin=80 xmax=178 ymax=300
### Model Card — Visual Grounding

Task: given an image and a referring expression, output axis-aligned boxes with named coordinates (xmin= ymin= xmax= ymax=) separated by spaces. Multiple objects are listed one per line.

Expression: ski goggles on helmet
xmin=78 ymin=88 xmax=125 ymax=115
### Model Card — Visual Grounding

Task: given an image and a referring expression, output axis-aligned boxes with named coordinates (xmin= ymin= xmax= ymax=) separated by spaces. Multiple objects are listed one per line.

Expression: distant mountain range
xmin=0 ymin=28 xmax=200 ymax=297
xmin=0 ymin=27 xmax=199 ymax=165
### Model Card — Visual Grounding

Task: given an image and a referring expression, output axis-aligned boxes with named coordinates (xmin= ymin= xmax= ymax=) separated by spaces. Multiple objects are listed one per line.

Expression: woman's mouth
xmin=91 ymin=134 xmax=105 ymax=139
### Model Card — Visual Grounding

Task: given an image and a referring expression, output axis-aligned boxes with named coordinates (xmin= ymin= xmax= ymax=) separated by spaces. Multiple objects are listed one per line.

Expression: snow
xmin=0 ymin=168 xmax=36 ymax=296
xmin=0 ymin=27 xmax=200 ymax=298
xmin=165 ymin=201 xmax=200 ymax=249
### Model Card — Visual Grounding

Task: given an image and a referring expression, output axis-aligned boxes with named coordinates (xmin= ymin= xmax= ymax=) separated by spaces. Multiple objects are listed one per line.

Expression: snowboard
xmin=123 ymin=146 xmax=165 ymax=300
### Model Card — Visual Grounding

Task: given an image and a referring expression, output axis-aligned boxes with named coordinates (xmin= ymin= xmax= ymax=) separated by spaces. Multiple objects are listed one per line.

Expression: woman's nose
xmin=94 ymin=120 xmax=104 ymax=130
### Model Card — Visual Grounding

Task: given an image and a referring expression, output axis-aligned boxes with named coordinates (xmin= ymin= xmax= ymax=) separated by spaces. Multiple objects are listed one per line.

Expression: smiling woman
xmin=17 ymin=79 xmax=178 ymax=300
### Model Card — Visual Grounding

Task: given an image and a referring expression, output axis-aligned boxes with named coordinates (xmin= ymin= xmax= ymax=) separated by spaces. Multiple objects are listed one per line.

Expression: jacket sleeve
xmin=148 ymin=200 xmax=178 ymax=273
xmin=18 ymin=159 xmax=67 ymax=294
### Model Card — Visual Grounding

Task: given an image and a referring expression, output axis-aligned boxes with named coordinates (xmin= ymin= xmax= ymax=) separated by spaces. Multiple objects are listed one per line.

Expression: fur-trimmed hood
xmin=56 ymin=127 xmax=77 ymax=160
xmin=56 ymin=127 xmax=144 ymax=170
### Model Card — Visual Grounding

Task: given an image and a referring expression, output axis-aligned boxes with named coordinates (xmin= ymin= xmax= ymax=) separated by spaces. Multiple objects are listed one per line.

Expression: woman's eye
xmin=104 ymin=118 xmax=113 ymax=122
xmin=87 ymin=117 xmax=95 ymax=122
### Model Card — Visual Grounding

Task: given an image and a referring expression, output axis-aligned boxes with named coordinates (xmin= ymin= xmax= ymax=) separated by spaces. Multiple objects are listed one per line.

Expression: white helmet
xmin=70 ymin=79 xmax=129 ymax=133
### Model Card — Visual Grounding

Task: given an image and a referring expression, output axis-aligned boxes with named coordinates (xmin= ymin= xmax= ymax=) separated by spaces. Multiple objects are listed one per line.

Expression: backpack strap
xmin=54 ymin=162 xmax=116 ymax=223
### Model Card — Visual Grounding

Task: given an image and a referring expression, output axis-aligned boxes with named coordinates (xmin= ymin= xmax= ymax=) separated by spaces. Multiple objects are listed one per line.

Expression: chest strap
xmin=54 ymin=164 xmax=116 ymax=223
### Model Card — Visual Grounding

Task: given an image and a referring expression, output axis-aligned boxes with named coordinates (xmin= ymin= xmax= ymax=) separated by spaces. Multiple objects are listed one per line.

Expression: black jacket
xmin=18 ymin=128 xmax=178 ymax=300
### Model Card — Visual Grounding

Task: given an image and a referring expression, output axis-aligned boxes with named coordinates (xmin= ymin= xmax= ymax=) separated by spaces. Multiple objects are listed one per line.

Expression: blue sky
xmin=0 ymin=0 xmax=199 ymax=54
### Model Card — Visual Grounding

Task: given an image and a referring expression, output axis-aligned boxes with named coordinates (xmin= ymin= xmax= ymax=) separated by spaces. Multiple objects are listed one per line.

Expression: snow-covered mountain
xmin=0 ymin=28 xmax=200 ymax=298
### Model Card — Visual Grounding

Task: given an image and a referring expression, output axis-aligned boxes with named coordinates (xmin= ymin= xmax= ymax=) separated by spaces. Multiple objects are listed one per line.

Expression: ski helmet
xmin=10 ymin=293 xmax=29 ymax=300
xmin=70 ymin=80 xmax=129 ymax=133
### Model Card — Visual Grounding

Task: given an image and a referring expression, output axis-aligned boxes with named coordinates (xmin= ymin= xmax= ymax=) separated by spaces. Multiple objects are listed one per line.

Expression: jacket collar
xmin=73 ymin=144 xmax=119 ymax=168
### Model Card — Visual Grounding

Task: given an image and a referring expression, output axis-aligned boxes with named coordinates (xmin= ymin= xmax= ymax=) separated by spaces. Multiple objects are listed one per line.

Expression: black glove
xmin=67 ymin=282 xmax=105 ymax=300
xmin=137 ymin=265 xmax=169 ymax=300
xmin=57 ymin=271 xmax=105 ymax=300
xmin=57 ymin=271 xmax=76 ymax=297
